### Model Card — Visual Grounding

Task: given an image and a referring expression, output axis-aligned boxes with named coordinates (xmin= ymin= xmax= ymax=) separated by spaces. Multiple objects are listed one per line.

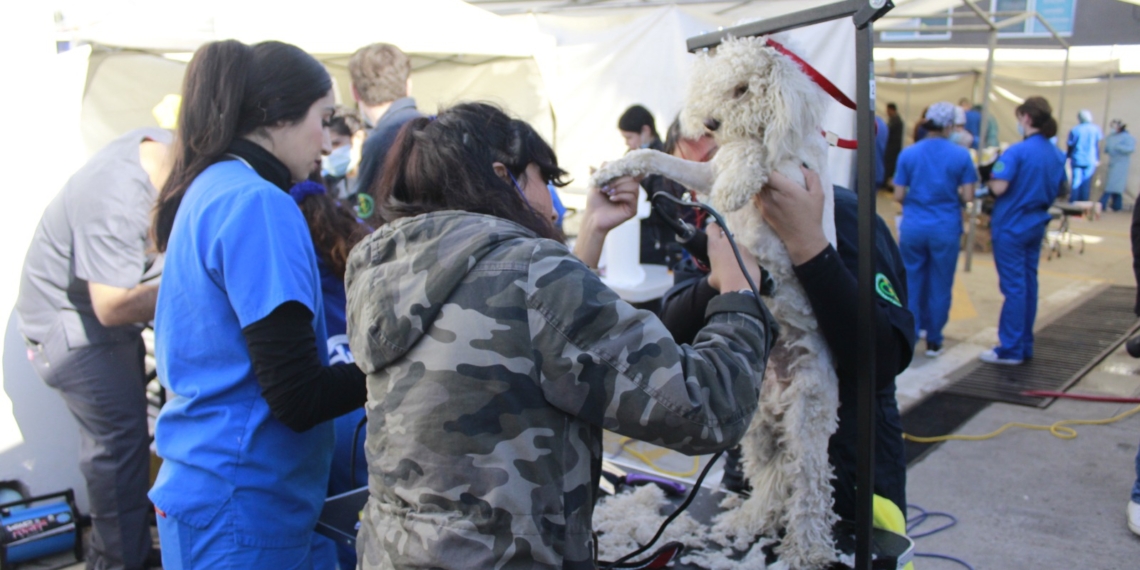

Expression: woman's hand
xmin=706 ymin=222 xmax=761 ymax=293
xmin=573 ymin=176 xmax=640 ymax=269
xmin=584 ymin=176 xmax=641 ymax=233
xmin=753 ymin=167 xmax=829 ymax=266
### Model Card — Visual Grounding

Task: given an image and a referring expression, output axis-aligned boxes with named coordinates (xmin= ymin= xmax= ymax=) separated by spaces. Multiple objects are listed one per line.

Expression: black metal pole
xmin=853 ymin=21 xmax=877 ymax=570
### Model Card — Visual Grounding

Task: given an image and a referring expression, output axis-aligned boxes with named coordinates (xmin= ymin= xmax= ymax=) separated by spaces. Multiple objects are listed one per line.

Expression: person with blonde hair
xmin=349 ymin=43 xmax=423 ymax=195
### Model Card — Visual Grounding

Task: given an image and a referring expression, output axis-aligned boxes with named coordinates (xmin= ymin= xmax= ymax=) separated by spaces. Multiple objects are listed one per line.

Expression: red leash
xmin=764 ymin=37 xmax=862 ymax=150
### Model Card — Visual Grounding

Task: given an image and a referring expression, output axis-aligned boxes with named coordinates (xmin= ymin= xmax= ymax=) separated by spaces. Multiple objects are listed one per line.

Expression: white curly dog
xmin=593 ymin=34 xmax=841 ymax=569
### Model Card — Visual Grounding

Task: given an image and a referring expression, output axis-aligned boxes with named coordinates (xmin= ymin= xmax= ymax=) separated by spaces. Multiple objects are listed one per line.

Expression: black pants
xmin=28 ymin=331 xmax=151 ymax=570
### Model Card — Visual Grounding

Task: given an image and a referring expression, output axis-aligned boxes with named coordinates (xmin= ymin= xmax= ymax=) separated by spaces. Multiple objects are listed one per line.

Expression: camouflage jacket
xmin=345 ymin=211 xmax=776 ymax=569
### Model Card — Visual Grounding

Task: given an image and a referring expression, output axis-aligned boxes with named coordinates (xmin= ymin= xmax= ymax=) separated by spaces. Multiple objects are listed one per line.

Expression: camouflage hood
xmin=345 ymin=211 xmax=536 ymax=372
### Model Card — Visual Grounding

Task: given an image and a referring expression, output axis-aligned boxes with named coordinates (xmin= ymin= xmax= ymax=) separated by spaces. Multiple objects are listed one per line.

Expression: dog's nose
xmin=704 ymin=117 xmax=721 ymax=131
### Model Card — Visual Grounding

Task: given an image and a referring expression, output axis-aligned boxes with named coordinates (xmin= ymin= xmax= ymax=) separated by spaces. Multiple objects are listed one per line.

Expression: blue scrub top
xmin=894 ymin=137 xmax=978 ymax=235
xmin=990 ymin=134 xmax=1066 ymax=234
xmin=151 ymin=160 xmax=332 ymax=547
xmin=1067 ymin=122 xmax=1102 ymax=168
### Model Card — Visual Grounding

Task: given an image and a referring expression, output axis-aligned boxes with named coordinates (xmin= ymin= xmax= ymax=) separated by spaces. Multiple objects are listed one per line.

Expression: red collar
xmin=765 ymin=37 xmax=861 ymax=150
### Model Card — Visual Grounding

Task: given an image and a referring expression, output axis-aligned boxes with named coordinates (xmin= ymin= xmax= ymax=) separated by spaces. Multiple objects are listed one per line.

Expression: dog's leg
xmin=591 ymin=149 xmax=715 ymax=193
xmin=709 ymin=140 xmax=767 ymax=213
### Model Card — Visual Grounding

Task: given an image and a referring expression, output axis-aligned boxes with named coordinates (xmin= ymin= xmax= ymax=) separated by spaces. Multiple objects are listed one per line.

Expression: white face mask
xmin=321 ymin=145 xmax=351 ymax=178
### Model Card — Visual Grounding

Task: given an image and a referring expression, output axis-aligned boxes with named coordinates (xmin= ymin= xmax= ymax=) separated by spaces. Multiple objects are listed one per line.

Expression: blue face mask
xmin=1017 ymin=123 xmax=1026 ymax=138
xmin=321 ymin=145 xmax=351 ymax=178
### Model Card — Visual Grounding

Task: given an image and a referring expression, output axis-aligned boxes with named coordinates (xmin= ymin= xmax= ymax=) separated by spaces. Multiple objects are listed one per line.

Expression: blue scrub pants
xmin=1070 ymin=165 xmax=1095 ymax=202
xmin=1100 ymin=191 xmax=1123 ymax=212
xmin=992 ymin=224 xmax=1046 ymax=361
xmin=899 ymin=229 xmax=960 ymax=345
xmin=157 ymin=512 xmax=319 ymax=570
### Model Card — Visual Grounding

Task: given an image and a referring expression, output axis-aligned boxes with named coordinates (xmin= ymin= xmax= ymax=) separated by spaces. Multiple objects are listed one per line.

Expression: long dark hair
xmin=1016 ymin=96 xmax=1058 ymax=139
xmin=298 ymin=189 xmax=369 ymax=281
xmin=152 ymin=40 xmax=332 ymax=252
xmin=371 ymin=102 xmax=567 ymax=241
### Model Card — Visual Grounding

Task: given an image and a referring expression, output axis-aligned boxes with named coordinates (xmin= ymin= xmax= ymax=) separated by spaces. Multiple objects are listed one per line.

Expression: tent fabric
xmin=75 ymin=0 xmax=549 ymax=58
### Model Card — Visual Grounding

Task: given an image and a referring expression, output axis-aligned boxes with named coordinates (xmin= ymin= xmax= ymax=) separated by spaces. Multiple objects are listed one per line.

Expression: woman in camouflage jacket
xmin=346 ymin=102 xmax=778 ymax=569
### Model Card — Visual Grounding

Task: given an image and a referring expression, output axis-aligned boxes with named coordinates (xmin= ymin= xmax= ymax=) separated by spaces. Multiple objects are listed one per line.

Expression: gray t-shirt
xmin=17 ymin=127 xmax=171 ymax=347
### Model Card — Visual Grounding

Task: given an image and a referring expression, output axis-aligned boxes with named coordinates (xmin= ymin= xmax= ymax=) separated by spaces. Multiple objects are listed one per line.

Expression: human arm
xmin=753 ymin=171 xmax=911 ymax=387
xmin=893 ymin=184 xmax=907 ymax=203
xmin=88 ymin=282 xmax=158 ymax=327
xmin=959 ymin=183 xmax=977 ymax=203
xmin=989 ymin=179 xmax=1009 ymax=196
xmin=243 ymin=301 xmax=366 ymax=432
xmin=529 ymin=241 xmax=777 ymax=455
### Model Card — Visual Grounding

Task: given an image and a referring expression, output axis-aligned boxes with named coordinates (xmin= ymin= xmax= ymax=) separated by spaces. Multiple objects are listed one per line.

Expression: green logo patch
xmin=992 ymin=161 xmax=1006 ymax=174
xmin=876 ymin=273 xmax=902 ymax=307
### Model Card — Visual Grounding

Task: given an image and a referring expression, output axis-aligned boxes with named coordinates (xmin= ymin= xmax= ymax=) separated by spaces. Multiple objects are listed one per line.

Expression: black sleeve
xmin=792 ymin=246 xmax=908 ymax=391
xmin=659 ymin=275 xmax=720 ymax=346
xmin=242 ymin=301 xmax=367 ymax=433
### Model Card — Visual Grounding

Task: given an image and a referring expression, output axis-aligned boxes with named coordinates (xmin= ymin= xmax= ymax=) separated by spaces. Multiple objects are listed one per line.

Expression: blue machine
xmin=0 ymin=490 xmax=83 ymax=569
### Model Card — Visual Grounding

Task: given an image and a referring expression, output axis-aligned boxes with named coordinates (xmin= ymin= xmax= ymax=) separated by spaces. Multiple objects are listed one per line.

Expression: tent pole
xmin=905 ymin=68 xmax=913 ymax=142
xmin=1103 ymin=68 xmax=1116 ymax=134
xmin=965 ymin=26 xmax=996 ymax=273
xmin=1057 ymin=47 xmax=1070 ymax=147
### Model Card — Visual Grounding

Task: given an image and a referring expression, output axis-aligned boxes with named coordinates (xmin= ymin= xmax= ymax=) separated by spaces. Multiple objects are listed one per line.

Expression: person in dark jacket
xmin=659 ymin=168 xmax=915 ymax=523
xmin=885 ymin=102 xmax=904 ymax=184
xmin=350 ymin=43 xmax=424 ymax=197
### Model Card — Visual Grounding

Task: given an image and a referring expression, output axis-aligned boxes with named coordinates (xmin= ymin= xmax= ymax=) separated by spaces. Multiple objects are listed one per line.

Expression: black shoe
xmin=924 ymin=342 xmax=944 ymax=358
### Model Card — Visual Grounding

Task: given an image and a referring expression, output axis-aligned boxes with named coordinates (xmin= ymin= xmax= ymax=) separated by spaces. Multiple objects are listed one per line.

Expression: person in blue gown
xmin=1067 ymin=109 xmax=1103 ymax=203
xmin=1102 ymin=120 xmax=1135 ymax=212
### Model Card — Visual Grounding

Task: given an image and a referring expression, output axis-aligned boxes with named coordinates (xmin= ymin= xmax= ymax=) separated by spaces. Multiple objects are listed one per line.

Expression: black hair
xmin=153 ymin=40 xmax=332 ymax=252
xmin=886 ymin=102 xmax=898 ymax=111
xmin=1016 ymin=96 xmax=1058 ymax=139
xmin=662 ymin=115 xmax=683 ymax=156
xmin=372 ymin=102 xmax=567 ymax=241
xmin=618 ymin=105 xmax=659 ymax=139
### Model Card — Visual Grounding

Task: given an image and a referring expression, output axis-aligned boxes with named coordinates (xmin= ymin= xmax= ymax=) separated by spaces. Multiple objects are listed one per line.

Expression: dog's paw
xmin=589 ymin=149 xmax=658 ymax=187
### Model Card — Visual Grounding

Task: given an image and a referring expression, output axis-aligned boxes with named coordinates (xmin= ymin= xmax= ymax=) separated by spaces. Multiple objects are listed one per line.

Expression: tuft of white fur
xmin=591 ymin=34 xmax=843 ymax=569
xmin=592 ymin=485 xmax=709 ymax=560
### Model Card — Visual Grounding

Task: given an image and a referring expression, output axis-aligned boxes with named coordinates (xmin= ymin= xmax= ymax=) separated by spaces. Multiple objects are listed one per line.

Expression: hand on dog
xmin=753 ymin=167 xmax=829 ymax=266
xmin=706 ymin=222 xmax=761 ymax=293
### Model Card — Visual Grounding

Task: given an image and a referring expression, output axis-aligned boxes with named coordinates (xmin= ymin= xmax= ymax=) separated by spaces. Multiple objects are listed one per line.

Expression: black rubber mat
xmin=901 ymin=394 xmax=990 ymax=466
xmin=941 ymin=285 xmax=1140 ymax=408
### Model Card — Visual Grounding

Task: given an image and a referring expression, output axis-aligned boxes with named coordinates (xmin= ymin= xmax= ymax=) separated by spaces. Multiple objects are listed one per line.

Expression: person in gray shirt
xmin=17 ymin=127 xmax=171 ymax=570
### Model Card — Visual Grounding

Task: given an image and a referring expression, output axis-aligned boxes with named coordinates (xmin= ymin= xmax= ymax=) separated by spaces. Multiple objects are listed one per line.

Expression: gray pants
xmin=28 ymin=332 xmax=151 ymax=570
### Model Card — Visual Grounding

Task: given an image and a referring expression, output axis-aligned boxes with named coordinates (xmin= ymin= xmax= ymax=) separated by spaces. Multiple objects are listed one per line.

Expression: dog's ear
xmin=760 ymin=45 xmax=826 ymax=165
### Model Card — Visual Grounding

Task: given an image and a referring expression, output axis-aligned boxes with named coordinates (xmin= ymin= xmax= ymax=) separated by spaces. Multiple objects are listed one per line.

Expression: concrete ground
xmin=885 ymin=197 xmax=1140 ymax=569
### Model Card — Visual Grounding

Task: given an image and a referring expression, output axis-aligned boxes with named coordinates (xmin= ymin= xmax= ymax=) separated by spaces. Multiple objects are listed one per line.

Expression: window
xmin=994 ymin=0 xmax=1077 ymax=36
xmin=881 ymin=9 xmax=953 ymax=41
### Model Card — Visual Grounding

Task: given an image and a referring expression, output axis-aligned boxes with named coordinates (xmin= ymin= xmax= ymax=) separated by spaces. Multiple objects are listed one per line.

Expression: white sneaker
xmin=979 ymin=349 xmax=1023 ymax=366
xmin=924 ymin=342 xmax=944 ymax=358
xmin=1129 ymin=501 xmax=1140 ymax=536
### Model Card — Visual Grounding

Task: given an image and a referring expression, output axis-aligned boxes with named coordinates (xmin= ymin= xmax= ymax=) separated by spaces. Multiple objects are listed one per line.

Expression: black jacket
xmin=353 ymin=98 xmax=424 ymax=196
xmin=658 ymin=186 xmax=914 ymax=521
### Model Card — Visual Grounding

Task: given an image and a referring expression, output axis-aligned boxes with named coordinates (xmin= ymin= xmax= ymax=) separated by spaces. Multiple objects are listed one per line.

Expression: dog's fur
xmin=592 ymin=35 xmax=841 ymax=569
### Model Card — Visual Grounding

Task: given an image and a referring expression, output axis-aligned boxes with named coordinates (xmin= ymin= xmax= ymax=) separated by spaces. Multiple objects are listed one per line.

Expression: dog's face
xmin=681 ymin=35 xmax=827 ymax=165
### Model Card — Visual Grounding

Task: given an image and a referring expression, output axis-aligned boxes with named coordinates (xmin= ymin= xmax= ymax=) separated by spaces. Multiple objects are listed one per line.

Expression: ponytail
xmin=1016 ymin=96 xmax=1058 ymax=140
xmin=152 ymin=40 xmax=332 ymax=252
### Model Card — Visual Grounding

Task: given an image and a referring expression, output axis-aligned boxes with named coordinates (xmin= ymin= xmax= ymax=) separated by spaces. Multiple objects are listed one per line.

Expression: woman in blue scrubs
xmin=982 ymin=96 xmax=1067 ymax=365
xmin=149 ymin=40 xmax=367 ymax=568
xmin=894 ymin=102 xmax=978 ymax=357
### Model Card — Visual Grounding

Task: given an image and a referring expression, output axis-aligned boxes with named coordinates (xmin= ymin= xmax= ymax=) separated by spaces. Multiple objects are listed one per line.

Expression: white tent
xmin=70 ymin=0 xmax=557 ymax=157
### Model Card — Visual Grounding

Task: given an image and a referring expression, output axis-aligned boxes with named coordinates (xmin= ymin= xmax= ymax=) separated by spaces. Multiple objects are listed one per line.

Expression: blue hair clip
xmin=427 ymin=114 xmax=437 ymax=121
